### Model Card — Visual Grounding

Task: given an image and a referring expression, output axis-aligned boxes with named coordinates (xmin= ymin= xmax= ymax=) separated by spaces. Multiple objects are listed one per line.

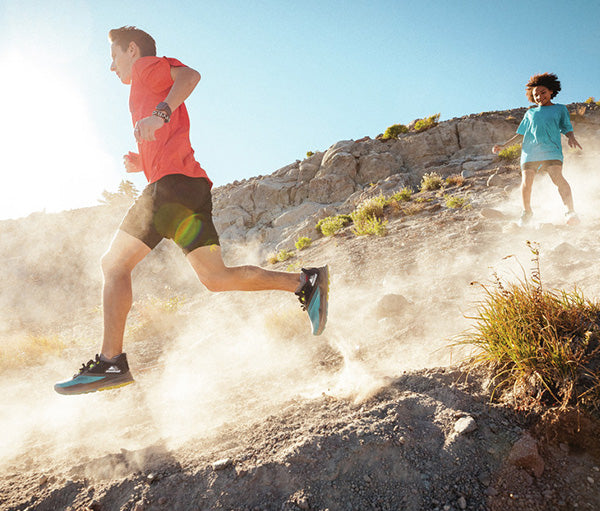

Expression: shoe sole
xmin=310 ymin=265 xmax=329 ymax=336
xmin=54 ymin=374 xmax=135 ymax=395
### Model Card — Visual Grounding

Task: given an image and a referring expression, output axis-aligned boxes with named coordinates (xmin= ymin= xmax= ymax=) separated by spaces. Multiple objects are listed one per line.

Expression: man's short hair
xmin=525 ymin=72 xmax=562 ymax=102
xmin=109 ymin=26 xmax=156 ymax=57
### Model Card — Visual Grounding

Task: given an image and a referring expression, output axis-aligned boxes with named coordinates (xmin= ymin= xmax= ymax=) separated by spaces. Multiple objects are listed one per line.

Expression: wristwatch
xmin=153 ymin=102 xmax=172 ymax=123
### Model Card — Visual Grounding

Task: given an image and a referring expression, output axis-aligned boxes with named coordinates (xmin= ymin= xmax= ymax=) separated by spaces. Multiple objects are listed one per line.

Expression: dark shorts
xmin=522 ymin=160 xmax=562 ymax=173
xmin=120 ymin=174 xmax=220 ymax=254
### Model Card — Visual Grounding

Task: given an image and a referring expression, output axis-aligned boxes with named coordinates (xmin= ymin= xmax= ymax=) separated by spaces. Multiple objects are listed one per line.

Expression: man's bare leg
xmin=100 ymin=230 xmax=151 ymax=358
xmin=186 ymin=245 xmax=299 ymax=293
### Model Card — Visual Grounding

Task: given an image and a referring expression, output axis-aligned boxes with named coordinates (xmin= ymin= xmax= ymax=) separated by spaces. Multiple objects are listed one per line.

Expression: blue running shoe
xmin=295 ymin=266 xmax=329 ymax=335
xmin=54 ymin=353 xmax=134 ymax=395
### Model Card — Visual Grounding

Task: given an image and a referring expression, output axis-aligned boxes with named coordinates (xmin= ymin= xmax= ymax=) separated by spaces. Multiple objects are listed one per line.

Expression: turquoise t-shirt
xmin=516 ymin=104 xmax=573 ymax=164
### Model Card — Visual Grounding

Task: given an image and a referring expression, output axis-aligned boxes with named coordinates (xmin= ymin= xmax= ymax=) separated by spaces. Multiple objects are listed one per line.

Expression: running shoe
xmin=295 ymin=266 xmax=329 ymax=335
xmin=565 ymin=211 xmax=581 ymax=226
xmin=54 ymin=353 xmax=134 ymax=395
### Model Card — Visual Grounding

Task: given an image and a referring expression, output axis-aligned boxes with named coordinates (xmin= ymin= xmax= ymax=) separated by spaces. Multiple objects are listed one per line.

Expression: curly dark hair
xmin=525 ymin=72 xmax=561 ymax=103
xmin=109 ymin=26 xmax=156 ymax=57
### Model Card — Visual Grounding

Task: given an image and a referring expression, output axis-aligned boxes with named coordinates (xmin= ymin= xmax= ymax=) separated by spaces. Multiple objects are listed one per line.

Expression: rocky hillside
xmin=1 ymin=104 xmax=600 ymax=511
xmin=211 ymin=103 xmax=598 ymax=251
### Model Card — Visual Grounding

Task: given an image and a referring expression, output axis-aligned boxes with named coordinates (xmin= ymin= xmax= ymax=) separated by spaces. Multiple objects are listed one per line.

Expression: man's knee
xmin=101 ymin=251 xmax=134 ymax=280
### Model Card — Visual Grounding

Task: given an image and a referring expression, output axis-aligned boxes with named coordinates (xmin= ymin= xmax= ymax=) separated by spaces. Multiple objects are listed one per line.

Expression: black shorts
xmin=522 ymin=160 xmax=562 ymax=172
xmin=120 ymin=174 xmax=220 ymax=254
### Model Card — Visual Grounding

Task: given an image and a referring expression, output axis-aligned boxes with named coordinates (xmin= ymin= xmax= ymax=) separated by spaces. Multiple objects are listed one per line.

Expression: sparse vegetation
xmin=268 ymin=249 xmax=295 ymax=264
xmin=584 ymin=97 xmax=596 ymax=104
xmin=295 ymin=237 xmax=312 ymax=250
xmin=445 ymin=174 xmax=465 ymax=187
xmin=414 ymin=113 xmax=440 ymax=132
xmin=306 ymin=151 xmax=315 ymax=157
xmin=353 ymin=195 xmax=387 ymax=219
xmin=383 ymin=123 xmax=409 ymax=140
xmin=444 ymin=194 xmax=470 ymax=209
xmin=460 ymin=242 xmax=600 ymax=416
xmin=351 ymin=196 xmax=388 ymax=236
xmin=351 ymin=215 xmax=388 ymax=236
xmin=420 ymin=172 xmax=443 ymax=192
xmin=389 ymin=187 xmax=413 ymax=202
xmin=99 ymin=179 xmax=139 ymax=206
xmin=316 ymin=214 xmax=352 ymax=236
xmin=498 ymin=143 xmax=521 ymax=161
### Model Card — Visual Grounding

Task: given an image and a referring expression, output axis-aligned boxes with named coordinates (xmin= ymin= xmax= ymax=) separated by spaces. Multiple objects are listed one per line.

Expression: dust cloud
xmin=1 ymin=135 xmax=600 ymax=478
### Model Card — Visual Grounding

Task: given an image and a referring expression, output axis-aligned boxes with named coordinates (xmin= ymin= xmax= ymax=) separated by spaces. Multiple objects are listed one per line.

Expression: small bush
xmin=316 ymin=215 xmax=352 ymax=236
xmin=498 ymin=144 xmax=521 ymax=161
xmin=420 ymin=172 xmax=443 ymax=192
xmin=383 ymin=123 xmax=409 ymax=140
xmin=459 ymin=242 xmax=600 ymax=415
xmin=414 ymin=113 xmax=440 ymax=132
xmin=585 ymin=97 xmax=596 ymax=104
xmin=352 ymin=215 xmax=388 ymax=236
xmin=444 ymin=194 xmax=469 ymax=209
xmin=445 ymin=174 xmax=465 ymax=187
xmin=268 ymin=249 xmax=295 ymax=264
xmin=295 ymin=237 xmax=312 ymax=250
xmin=389 ymin=187 xmax=413 ymax=202
xmin=353 ymin=195 xmax=387 ymax=220
xmin=306 ymin=151 xmax=315 ymax=157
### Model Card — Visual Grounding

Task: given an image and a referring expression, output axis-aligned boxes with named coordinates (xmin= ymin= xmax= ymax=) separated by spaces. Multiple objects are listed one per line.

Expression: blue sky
xmin=0 ymin=0 xmax=598 ymax=219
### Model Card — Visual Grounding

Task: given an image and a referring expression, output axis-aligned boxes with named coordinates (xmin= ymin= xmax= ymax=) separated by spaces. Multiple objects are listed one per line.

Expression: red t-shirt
xmin=129 ymin=56 xmax=211 ymax=185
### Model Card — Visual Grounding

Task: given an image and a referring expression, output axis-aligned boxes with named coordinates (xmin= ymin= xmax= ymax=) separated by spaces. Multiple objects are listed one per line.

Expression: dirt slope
xmin=2 ymin=131 xmax=600 ymax=510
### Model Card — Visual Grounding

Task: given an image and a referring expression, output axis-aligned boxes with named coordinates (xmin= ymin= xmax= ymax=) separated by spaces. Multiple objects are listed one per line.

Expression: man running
xmin=54 ymin=26 xmax=328 ymax=395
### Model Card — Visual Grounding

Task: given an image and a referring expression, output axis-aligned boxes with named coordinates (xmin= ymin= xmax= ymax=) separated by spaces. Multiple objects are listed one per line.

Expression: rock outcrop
xmin=212 ymin=104 xmax=600 ymax=251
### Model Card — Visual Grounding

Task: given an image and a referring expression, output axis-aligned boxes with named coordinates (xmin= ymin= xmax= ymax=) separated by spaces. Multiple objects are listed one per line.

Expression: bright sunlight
xmin=0 ymin=51 xmax=119 ymax=220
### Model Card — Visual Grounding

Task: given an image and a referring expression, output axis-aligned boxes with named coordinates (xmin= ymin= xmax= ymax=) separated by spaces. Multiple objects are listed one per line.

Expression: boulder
xmin=357 ymin=152 xmax=404 ymax=185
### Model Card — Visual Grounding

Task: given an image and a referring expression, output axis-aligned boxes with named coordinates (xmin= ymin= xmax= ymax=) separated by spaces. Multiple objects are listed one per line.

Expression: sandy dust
xmin=1 ymin=131 xmax=600 ymax=510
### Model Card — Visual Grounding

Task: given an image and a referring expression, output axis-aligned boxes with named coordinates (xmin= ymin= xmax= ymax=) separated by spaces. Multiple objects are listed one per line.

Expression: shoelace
xmin=75 ymin=354 xmax=101 ymax=377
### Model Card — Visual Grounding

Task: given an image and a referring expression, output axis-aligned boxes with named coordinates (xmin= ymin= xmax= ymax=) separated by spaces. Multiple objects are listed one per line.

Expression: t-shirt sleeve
xmin=559 ymin=105 xmax=574 ymax=134
xmin=135 ymin=57 xmax=186 ymax=94
xmin=516 ymin=113 xmax=529 ymax=135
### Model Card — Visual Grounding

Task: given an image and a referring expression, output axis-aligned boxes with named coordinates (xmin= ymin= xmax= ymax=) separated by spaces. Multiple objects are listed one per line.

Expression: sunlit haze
xmin=0 ymin=0 xmax=598 ymax=220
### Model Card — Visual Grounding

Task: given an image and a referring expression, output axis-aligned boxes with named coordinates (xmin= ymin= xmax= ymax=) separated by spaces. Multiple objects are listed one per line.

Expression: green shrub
xmin=353 ymin=195 xmax=387 ymax=220
xmin=383 ymin=123 xmax=409 ymax=139
xmin=295 ymin=236 xmax=312 ymax=250
xmin=420 ymin=172 xmax=443 ymax=192
xmin=351 ymin=215 xmax=388 ymax=236
xmin=306 ymin=151 xmax=315 ymax=157
xmin=414 ymin=113 xmax=440 ymax=132
xmin=459 ymin=242 xmax=600 ymax=415
xmin=444 ymin=194 xmax=469 ymax=209
xmin=268 ymin=249 xmax=295 ymax=264
xmin=498 ymin=143 xmax=521 ymax=161
xmin=389 ymin=187 xmax=413 ymax=202
xmin=351 ymin=196 xmax=388 ymax=236
xmin=316 ymin=215 xmax=352 ymax=236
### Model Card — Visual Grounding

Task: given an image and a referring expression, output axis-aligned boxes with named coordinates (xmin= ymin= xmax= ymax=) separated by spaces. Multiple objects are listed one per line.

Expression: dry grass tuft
xmin=459 ymin=242 xmax=600 ymax=417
